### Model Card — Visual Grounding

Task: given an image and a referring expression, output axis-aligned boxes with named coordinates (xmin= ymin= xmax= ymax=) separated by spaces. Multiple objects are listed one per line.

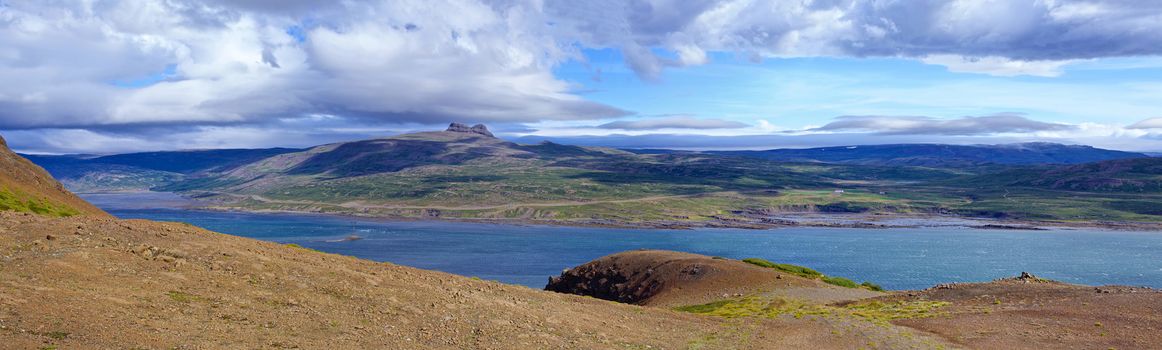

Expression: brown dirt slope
xmin=546 ymin=250 xmax=879 ymax=307
xmin=0 ymin=212 xmax=957 ymax=349
xmin=874 ymin=277 xmax=1162 ymax=349
xmin=0 ymin=136 xmax=106 ymax=217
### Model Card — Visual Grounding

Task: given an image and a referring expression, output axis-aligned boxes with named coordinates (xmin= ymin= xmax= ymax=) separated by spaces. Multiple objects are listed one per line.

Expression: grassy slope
xmin=0 ymin=136 xmax=106 ymax=217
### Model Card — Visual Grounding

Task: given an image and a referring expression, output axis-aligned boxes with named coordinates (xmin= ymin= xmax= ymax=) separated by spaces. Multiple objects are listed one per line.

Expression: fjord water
xmin=84 ymin=193 xmax=1162 ymax=290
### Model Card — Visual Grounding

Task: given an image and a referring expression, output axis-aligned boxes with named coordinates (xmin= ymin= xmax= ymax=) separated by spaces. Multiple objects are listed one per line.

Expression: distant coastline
xmin=80 ymin=191 xmax=1162 ymax=232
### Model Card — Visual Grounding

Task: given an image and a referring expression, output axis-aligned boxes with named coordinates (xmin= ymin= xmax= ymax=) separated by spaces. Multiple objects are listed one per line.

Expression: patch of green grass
xmin=0 ymin=186 xmax=79 ymax=217
xmin=846 ymin=300 xmax=951 ymax=323
xmin=743 ymin=258 xmax=884 ymax=291
xmin=674 ymin=299 xmax=736 ymax=314
xmin=46 ymin=332 xmax=67 ymax=340
xmin=167 ymin=290 xmax=200 ymax=303
xmin=36 ymin=331 xmax=69 ymax=340
xmin=741 ymin=258 xmax=822 ymax=279
xmin=676 ymin=297 xmax=951 ymax=327
xmin=674 ymin=297 xmax=834 ymax=319
xmin=822 ymin=276 xmax=860 ymax=288
xmin=284 ymin=243 xmax=321 ymax=253
xmin=860 ymin=282 xmax=884 ymax=292
xmin=686 ymin=334 xmax=719 ymax=350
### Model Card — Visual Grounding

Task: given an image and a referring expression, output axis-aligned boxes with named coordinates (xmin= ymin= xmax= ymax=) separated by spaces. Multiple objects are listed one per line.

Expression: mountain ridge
xmin=711 ymin=142 xmax=1147 ymax=167
xmin=19 ymin=127 xmax=1162 ymax=226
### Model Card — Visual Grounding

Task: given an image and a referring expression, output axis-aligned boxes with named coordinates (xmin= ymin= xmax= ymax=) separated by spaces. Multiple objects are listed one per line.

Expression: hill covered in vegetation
xmin=712 ymin=142 xmax=1147 ymax=167
xmin=21 ymin=124 xmax=1162 ymax=227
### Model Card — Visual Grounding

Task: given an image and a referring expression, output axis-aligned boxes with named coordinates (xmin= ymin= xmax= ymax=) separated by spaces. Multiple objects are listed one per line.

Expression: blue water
xmin=83 ymin=193 xmax=1162 ymax=290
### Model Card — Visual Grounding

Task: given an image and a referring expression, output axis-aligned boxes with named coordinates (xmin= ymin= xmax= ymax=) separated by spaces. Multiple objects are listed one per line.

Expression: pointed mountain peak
xmin=446 ymin=122 xmax=494 ymax=137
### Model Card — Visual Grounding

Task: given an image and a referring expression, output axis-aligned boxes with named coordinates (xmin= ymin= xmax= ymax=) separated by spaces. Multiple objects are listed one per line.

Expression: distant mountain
xmin=224 ymin=125 xmax=532 ymax=179
xmin=0 ymin=135 xmax=106 ymax=216
xmin=712 ymin=143 xmax=1148 ymax=167
xmin=959 ymin=157 xmax=1162 ymax=193
xmin=142 ymin=123 xmax=968 ymax=220
xmin=41 ymin=147 xmax=303 ymax=174
xmin=18 ymin=125 xmax=1162 ymax=224
xmin=24 ymin=148 xmax=302 ymax=192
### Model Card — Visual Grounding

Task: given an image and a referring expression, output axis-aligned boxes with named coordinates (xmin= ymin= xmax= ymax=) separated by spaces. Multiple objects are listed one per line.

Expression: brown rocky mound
xmin=545 ymin=250 xmax=877 ymax=307
xmin=0 ymin=135 xmax=106 ymax=217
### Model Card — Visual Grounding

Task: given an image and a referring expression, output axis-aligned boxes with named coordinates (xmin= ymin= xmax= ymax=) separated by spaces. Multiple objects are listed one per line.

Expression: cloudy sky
xmin=3 ymin=0 xmax=1162 ymax=154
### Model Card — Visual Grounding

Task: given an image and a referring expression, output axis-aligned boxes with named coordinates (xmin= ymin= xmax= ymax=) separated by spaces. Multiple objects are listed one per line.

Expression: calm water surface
xmin=83 ymin=193 xmax=1162 ymax=290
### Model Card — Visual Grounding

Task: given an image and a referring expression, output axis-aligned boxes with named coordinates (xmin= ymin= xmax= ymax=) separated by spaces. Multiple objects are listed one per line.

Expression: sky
xmin=2 ymin=0 xmax=1162 ymax=154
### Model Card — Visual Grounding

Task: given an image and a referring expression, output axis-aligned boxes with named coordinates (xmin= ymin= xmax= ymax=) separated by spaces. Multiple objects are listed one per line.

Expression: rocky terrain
xmin=550 ymin=251 xmax=1162 ymax=350
xmin=883 ymin=275 xmax=1162 ymax=349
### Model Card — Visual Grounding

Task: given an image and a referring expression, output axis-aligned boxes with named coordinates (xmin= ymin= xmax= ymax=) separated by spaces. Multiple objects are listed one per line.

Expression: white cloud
xmin=3 ymin=0 xmax=1162 ymax=153
xmin=597 ymin=116 xmax=747 ymax=130
xmin=1129 ymin=117 xmax=1162 ymax=129
xmin=0 ymin=0 xmax=627 ymax=132
xmin=809 ymin=114 xmax=1075 ymax=135
xmin=921 ymin=55 xmax=1081 ymax=77
xmin=545 ymin=0 xmax=1162 ymax=78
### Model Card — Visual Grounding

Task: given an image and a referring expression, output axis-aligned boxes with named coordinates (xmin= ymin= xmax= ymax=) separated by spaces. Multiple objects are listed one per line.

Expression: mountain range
xmin=711 ymin=142 xmax=1148 ymax=167
xmin=20 ymin=124 xmax=1162 ymax=225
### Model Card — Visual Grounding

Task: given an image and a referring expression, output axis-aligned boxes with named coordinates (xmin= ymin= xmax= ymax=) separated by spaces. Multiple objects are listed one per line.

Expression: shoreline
xmin=81 ymin=191 xmax=1162 ymax=232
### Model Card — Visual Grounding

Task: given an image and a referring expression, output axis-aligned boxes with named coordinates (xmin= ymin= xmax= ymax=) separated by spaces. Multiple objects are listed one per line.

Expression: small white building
xmin=833 ymin=189 xmax=845 ymax=194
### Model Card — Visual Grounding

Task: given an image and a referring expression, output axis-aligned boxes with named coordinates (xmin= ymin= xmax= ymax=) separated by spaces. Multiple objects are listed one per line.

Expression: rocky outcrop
xmin=446 ymin=122 xmax=494 ymax=137
xmin=545 ymin=250 xmax=832 ymax=307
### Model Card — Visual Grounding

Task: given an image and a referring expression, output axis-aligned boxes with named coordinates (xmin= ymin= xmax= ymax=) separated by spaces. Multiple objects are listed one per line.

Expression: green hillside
xmin=21 ymin=124 xmax=1162 ymax=225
